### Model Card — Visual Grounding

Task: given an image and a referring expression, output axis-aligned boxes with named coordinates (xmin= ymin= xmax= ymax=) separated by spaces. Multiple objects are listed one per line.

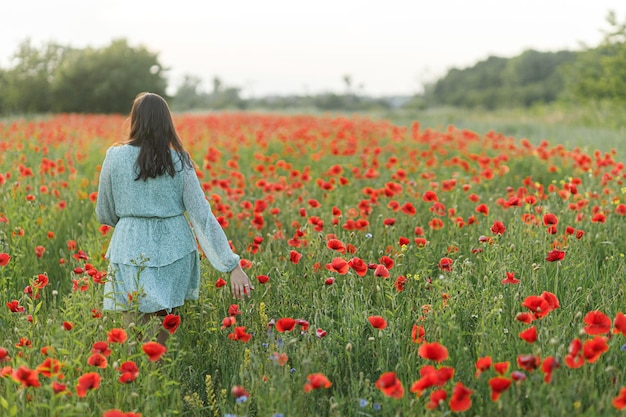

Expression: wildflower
xmin=142 ymin=342 xmax=167 ymax=362
xmin=348 ymin=257 xmax=368 ymax=276
xmin=52 ymin=381 xmax=69 ymax=395
xmin=103 ymin=410 xmax=142 ymax=417
xmin=564 ymin=338 xmax=585 ymax=369
xmin=256 ymin=274 xmax=270 ymax=284
xmin=228 ymin=327 xmax=252 ymax=342
xmin=289 ymin=250 xmax=302 ymax=264
xmin=517 ymin=354 xmax=541 ymax=371
xmin=326 ymin=239 xmax=346 ymax=253
xmin=87 ymin=353 xmax=108 ymax=368
xmin=316 ymin=328 xmax=327 ymax=338
xmin=107 ymin=328 xmax=128 ymax=344
xmin=521 ymin=295 xmax=551 ymax=319
xmin=162 ymin=314 xmax=181 ymax=334
xmin=519 ymin=326 xmax=538 ymax=343
xmin=545 ymin=249 xmax=565 ymax=262
xmin=63 ymin=321 xmax=73 ymax=331
xmin=325 ymin=257 xmax=349 ymax=274
xmin=76 ymin=372 xmax=101 ymax=397
xmin=494 ymin=361 xmax=509 ymax=375
xmin=117 ymin=361 xmax=139 ymax=383
xmin=613 ymin=312 xmax=626 ymax=336
xmin=324 ymin=277 xmax=335 ymax=285
xmin=488 ymin=377 xmax=512 ymax=401
xmin=92 ymin=341 xmax=112 ymax=356
xmin=373 ymin=264 xmax=390 ymax=278
xmin=412 ymin=325 xmax=425 ymax=344
xmin=582 ymin=336 xmax=609 ymax=363
xmin=437 ymin=257 xmax=453 ymax=272
xmin=215 ymin=277 xmax=227 ymax=288
xmin=6 ymin=300 xmax=25 ymax=313
xmin=303 ymin=373 xmax=332 ymax=392
xmin=543 ymin=213 xmax=559 ymax=226
xmin=221 ymin=317 xmax=236 ymax=330
xmin=394 ymin=275 xmax=407 ymax=291
xmin=368 ymin=316 xmax=387 ymax=330
xmin=426 ymin=389 xmax=447 ymax=409
xmin=375 ymin=371 xmax=404 ymax=399
xmin=501 ymin=271 xmax=520 ymax=284
xmin=418 ymin=341 xmax=449 ymax=362
xmin=12 ymin=365 xmax=40 ymax=387
xmin=0 ymin=253 xmax=10 ymax=267
xmin=276 ymin=318 xmax=296 ymax=332
xmin=541 ymin=356 xmax=559 ymax=383
xmin=231 ymin=385 xmax=250 ymax=401
xmin=613 ymin=387 xmax=626 ymax=410
xmin=583 ymin=310 xmax=612 ymax=335
xmin=0 ymin=348 xmax=10 ymax=362
xmin=449 ymin=382 xmax=473 ymax=412
xmin=475 ymin=356 xmax=492 ymax=377
xmin=228 ymin=304 xmax=241 ymax=316
xmin=490 ymin=221 xmax=506 ymax=235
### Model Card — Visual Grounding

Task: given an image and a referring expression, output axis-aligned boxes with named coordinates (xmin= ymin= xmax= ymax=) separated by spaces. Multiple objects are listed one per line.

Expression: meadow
xmin=0 ymin=111 xmax=625 ymax=417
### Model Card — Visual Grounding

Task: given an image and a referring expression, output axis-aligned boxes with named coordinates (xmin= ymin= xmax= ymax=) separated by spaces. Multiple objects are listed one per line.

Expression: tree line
xmin=1 ymin=11 xmax=625 ymax=115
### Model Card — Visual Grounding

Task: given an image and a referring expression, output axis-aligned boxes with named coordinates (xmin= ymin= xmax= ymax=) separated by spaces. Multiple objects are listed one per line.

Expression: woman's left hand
xmin=230 ymin=264 xmax=254 ymax=299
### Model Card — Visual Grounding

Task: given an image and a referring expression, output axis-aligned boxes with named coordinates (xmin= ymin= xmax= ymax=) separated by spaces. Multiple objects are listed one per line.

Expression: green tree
xmin=0 ymin=39 xmax=67 ymax=114
xmin=51 ymin=39 xmax=168 ymax=113
xmin=561 ymin=10 xmax=626 ymax=104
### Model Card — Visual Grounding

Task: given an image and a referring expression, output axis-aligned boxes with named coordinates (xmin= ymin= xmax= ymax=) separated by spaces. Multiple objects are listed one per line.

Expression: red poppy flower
xmin=519 ymin=326 xmax=538 ymax=343
xmin=422 ymin=191 xmax=438 ymax=202
xmin=316 ymin=328 xmax=327 ymax=338
xmin=418 ymin=342 xmax=449 ymax=362
xmin=276 ymin=317 xmax=296 ymax=332
xmin=12 ymin=365 xmax=40 ymax=387
xmin=501 ymin=272 xmax=520 ymax=284
xmin=36 ymin=357 xmax=63 ymax=378
xmin=412 ymin=324 xmax=425 ymax=343
xmin=221 ymin=316 xmax=236 ymax=330
xmin=63 ymin=321 xmax=73 ymax=331
xmin=6 ymin=300 xmax=25 ymax=313
xmin=488 ymin=377 xmax=512 ymax=401
xmin=542 ymin=213 xmax=559 ymax=226
xmin=494 ymin=361 xmax=509 ymax=375
xmin=383 ymin=217 xmax=396 ymax=226
xmin=414 ymin=237 xmax=428 ymax=247
xmin=117 ymin=361 xmax=139 ymax=383
xmin=289 ymin=250 xmax=302 ymax=264
xmin=52 ymin=381 xmax=68 ymax=395
xmin=437 ymin=257 xmax=453 ymax=272
xmin=517 ymin=354 xmax=541 ymax=371
xmin=91 ymin=341 xmax=111 ymax=356
xmin=215 ymin=277 xmax=227 ymax=288
xmin=103 ymin=410 xmax=141 ymax=417
xmin=256 ymin=274 xmax=270 ymax=284
xmin=76 ymin=372 xmax=101 ymax=397
xmin=348 ymin=257 xmax=368 ymax=276
xmin=107 ymin=328 xmax=128 ymax=344
xmin=426 ymin=389 xmax=447 ymax=409
xmin=142 ymin=342 xmax=167 ymax=362
xmin=545 ymin=249 xmax=565 ymax=262
xmin=228 ymin=304 xmax=241 ymax=316
xmin=540 ymin=291 xmax=560 ymax=311
xmin=614 ymin=312 xmax=626 ymax=336
xmin=368 ymin=316 xmax=387 ymax=330
xmin=228 ymin=326 xmax=251 ymax=342
xmin=541 ymin=356 xmax=559 ymax=383
xmin=87 ymin=353 xmax=108 ymax=368
xmin=490 ymin=221 xmax=506 ymax=235
xmin=475 ymin=356 xmax=492 ymax=377
xmin=582 ymin=336 xmax=609 ymax=363
xmin=303 ymin=373 xmax=332 ymax=392
xmin=475 ymin=204 xmax=489 ymax=216
xmin=401 ymin=202 xmax=417 ymax=216
xmin=375 ymin=371 xmax=404 ymax=399
xmin=583 ymin=310 xmax=611 ymax=335
xmin=0 ymin=347 xmax=10 ymax=363
xmin=0 ymin=253 xmax=10 ymax=267
xmin=325 ymin=257 xmax=349 ymax=274
xmin=449 ymin=382 xmax=473 ymax=412
xmin=163 ymin=314 xmax=181 ymax=334
xmin=521 ymin=295 xmax=551 ymax=319
xmin=394 ymin=275 xmax=407 ymax=292
xmin=613 ymin=386 xmax=626 ymax=410
xmin=231 ymin=385 xmax=250 ymax=399
xmin=373 ymin=264 xmax=390 ymax=278
xmin=564 ymin=338 xmax=585 ymax=369
xmin=326 ymin=239 xmax=346 ymax=253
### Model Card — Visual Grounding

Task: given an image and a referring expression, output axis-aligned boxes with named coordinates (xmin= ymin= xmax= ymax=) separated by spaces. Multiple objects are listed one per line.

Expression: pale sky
xmin=3 ymin=0 xmax=626 ymax=97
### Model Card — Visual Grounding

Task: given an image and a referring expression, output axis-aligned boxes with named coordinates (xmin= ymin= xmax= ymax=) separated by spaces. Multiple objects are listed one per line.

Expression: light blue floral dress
xmin=96 ymin=144 xmax=240 ymax=313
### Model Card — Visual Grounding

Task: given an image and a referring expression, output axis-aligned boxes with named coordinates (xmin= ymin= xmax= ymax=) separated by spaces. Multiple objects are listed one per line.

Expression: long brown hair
xmin=125 ymin=92 xmax=192 ymax=181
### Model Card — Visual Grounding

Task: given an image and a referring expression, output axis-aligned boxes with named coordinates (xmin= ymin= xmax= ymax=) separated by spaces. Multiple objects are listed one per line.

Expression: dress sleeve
xmin=95 ymin=148 xmax=120 ymax=227
xmin=182 ymin=165 xmax=240 ymax=272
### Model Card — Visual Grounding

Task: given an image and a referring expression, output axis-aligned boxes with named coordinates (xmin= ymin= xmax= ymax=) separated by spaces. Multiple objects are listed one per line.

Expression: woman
xmin=96 ymin=92 xmax=253 ymax=343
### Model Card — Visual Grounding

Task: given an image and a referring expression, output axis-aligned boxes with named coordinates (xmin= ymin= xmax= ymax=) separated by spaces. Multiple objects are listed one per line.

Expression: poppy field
xmin=0 ymin=112 xmax=625 ymax=416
